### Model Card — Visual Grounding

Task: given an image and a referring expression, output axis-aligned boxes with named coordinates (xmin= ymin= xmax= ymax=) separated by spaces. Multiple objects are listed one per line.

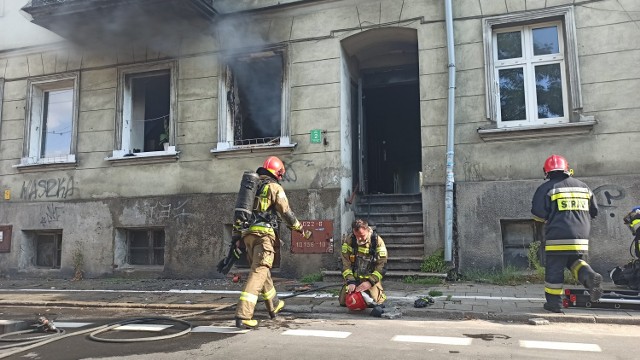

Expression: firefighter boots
xmin=586 ymin=272 xmax=603 ymax=302
xmin=543 ymin=303 xmax=562 ymax=313
xmin=235 ymin=318 xmax=259 ymax=329
xmin=269 ymin=300 xmax=285 ymax=319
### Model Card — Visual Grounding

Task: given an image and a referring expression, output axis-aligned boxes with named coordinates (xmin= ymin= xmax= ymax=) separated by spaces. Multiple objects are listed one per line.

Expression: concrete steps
xmin=354 ymin=193 xmax=425 ymax=273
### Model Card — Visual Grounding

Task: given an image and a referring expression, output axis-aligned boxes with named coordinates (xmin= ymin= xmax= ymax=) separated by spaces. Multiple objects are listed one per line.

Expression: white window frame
xmin=213 ymin=47 xmax=295 ymax=156
xmin=20 ymin=72 xmax=79 ymax=167
xmin=483 ymin=6 xmax=582 ymax=127
xmin=109 ymin=61 xmax=177 ymax=160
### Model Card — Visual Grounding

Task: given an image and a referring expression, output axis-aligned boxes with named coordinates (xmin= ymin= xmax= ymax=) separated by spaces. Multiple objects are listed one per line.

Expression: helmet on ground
xmin=543 ymin=155 xmax=570 ymax=177
xmin=263 ymin=156 xmax=285 ymax=180
xmin=345 ymin=291 xmax=367 ymax=311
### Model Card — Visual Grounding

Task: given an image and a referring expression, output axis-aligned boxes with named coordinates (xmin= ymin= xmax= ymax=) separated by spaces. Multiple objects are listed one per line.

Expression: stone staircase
xmin=323 ymin=193 xmax=443 ymax=282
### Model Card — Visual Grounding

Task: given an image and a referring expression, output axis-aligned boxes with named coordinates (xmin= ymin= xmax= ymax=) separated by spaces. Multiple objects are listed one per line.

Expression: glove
xmin=414 ymin=296 xmax=435 ymax=308
xmin=216 ymin=244 xmax=243 ymax=275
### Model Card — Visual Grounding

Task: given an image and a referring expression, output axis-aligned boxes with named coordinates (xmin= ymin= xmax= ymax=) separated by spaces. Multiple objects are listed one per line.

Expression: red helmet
xmin=345 ymin=292 xmax=367 ymax=311
xmin=263 ymin=156 xmax=285 ymax=180
xmin=543 ymin=155 xmax=570 ymax=177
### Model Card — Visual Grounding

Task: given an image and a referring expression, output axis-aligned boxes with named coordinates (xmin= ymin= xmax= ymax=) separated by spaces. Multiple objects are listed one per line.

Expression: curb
xmin=2 ymin=300 xmax=639 ymax=326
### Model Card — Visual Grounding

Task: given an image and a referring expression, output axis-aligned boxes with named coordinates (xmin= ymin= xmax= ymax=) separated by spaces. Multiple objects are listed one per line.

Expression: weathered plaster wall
xmin=2 ymin=0 xmax=638 ymax=278
xmin=0 ymin=188 xmax=340 ymax=278
xmin=457 ymin=175 xmax=640 ymax=275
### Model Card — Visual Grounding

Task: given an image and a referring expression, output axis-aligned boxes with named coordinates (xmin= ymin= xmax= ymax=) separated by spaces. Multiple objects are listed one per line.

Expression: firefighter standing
xmin=234 ymin=156 xmax=309 ymax=329
xmin=339 ymin=219 xmax=388 ymax=316
xmin=531 ymin=154 xmax=603 ymax=313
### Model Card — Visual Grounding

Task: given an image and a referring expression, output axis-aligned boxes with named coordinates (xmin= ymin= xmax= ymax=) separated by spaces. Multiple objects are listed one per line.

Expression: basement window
xmin=127 ymin=229 xmax=165 ymax=266
xmin=35 ymin=232 xmax=62 ymax=269
xmin=501 ymin=220 xmax=543 ymax=269
xmin=214 ymin=49 xmax=294 ymax=154
xmin=109 ymin=62 xmax=177 ymax=160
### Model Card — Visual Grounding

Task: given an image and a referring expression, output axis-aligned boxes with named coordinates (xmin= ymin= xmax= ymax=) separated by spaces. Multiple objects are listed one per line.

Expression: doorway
xmin=342 ymin=28 xmax=421 ymax=195
xmin=362 ymin=77 xmax=421 ymax=194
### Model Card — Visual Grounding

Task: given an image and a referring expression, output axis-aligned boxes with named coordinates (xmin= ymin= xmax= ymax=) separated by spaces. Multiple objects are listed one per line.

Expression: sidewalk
xmin=1 ymin=278 xmax=639 ymax=326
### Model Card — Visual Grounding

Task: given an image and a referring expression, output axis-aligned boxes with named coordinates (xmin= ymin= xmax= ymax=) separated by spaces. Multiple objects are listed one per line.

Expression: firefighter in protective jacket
xmin=531 ymin=154 xmax=603 ymax=313
xmin=235 ymin=156 xmax=310 ymax=329
xmin=339 ymin=219 xmax=388 ymax=314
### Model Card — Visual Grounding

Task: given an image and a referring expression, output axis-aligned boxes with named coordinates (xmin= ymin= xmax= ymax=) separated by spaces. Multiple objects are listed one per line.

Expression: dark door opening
xmin=362 ymin=81 xmax=421 ymax=194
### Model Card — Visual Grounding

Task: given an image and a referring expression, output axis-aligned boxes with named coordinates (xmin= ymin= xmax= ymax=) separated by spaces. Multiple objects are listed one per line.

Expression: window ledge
xmin=477 ymin=120 xmax=597 ymax=142
xmin=211 ymin=143 xmax=297 ymax=159
xmin=14 ymin=157 xmax=77 ymax=172
xmin=105 ymin=147 xmax=180 ymax=165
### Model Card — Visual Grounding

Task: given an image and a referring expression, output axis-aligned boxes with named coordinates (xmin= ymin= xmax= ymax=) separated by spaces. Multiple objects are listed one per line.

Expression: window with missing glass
xmin=214 ymin=49 xmax=294 ymax=153
xmin=111 ymin=61 xmax=177 ymax=160
xmin=482 ymin=7 xmax=583 ymax=131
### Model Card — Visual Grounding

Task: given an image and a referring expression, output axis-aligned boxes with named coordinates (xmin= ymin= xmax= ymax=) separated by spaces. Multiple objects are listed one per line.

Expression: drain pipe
xmin=443 ymin=0 xmax=456 ymax=264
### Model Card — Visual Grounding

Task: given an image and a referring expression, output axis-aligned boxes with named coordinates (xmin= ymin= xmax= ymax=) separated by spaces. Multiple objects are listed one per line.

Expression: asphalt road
xmin=2 ymin=306 xmax=640 ymax=359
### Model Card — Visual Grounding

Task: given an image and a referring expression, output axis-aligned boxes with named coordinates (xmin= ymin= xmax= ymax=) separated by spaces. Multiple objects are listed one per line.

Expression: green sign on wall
xmin=310 ymin=129 xmax=322 ymax=144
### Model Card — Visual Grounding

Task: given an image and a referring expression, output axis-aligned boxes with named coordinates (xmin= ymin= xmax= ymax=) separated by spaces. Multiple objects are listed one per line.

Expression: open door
xmin=343 ymin=28 xmax=421 ymax=195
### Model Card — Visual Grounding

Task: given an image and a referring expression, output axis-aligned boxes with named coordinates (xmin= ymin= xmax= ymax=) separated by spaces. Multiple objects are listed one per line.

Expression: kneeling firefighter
xmin=531 ymin=154 xmax=602 ymax=313
xmin=610 ymin=206 xmax=640 ymax=290
xmin=340 ymin=219 xmax=388 ymax=317
xmin=227 ymin=156 xmax=311 ymax=329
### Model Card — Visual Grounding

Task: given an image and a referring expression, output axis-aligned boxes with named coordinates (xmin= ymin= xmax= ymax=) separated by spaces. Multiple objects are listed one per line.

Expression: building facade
xmin=0 ymin=0 xmax=638 ymax=279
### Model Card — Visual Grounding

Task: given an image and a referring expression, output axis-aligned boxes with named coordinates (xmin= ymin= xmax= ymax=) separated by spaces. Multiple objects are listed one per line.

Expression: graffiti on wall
xmin=20 ymin=176 xmax=77 ymax=200
xmin=40 ymin=204 xmax=62 ymax=226
xmin=282 ymin=160 xmax=312 ymax=182
xmin=593 ymin=184 xmax=626 ymax=212
xmin=148 ymin=199 xmax=193 ymax=224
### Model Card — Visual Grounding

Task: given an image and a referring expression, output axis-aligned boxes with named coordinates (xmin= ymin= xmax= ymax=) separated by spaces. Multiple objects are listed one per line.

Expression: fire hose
xmin=0 ymin=282 xmax=343 ymax=358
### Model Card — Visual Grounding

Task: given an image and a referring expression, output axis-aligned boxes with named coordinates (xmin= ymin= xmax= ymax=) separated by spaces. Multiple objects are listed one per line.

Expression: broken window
xmin=22 ymin=73 xmax=79 ymax=166
xmin=113 ymin=62 xmax=176 ymax=158
xmin=127 ymin=229 xmax=165 ymax=266
xmin=124 ymin=71 xmax=170 ymax=153
xmin=35 ymin=232 xmax=62 ymax=268
xmin=216 ymin=49 xmax=292 ymax=151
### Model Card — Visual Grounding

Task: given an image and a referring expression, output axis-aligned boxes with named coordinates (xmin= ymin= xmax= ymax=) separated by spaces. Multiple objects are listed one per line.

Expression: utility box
xmin=0 ymin=225 xmax=12 ymax=253
xmin=291 ymin=220 xmax=333 ymax=254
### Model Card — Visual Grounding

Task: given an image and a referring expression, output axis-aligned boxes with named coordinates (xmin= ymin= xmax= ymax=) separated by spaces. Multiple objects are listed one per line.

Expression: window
xmin=21 ymin=73 xmax=78 ymax=166
xmin=483 ymin=7 xmax=583 ymax=129
xmin=127 ymin=229 xmax=165 ymax=266
xmin=35 ymin=232 xmax=62 ymax=269
xmin=501 ymin=220 xmax=544 ymax=269
xmin=111 ymin=62 xmax=176 ymax=159
xmin=214 ymin=49 xmax=294 ymax=153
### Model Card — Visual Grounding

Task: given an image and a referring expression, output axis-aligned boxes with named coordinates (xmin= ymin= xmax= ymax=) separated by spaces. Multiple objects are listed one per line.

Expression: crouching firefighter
xmin=340 ymin=219 xmax=388 ymax=317
xmin=609 ymin=206 xmax=640 ymax=290
xmin=531 ymin=154 xmax=603 ymax=313
xmin=232 ymin=156 xmax=311 ymax=329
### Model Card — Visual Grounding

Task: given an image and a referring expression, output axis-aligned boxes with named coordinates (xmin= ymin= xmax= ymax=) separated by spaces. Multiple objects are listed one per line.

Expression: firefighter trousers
xmin=338 ymin=280 xmax=386 ymax=306
xmin=235 ymin=233 xmax=280 ymax=320
xmin=544 ymin=254 xmax=598 ymax=308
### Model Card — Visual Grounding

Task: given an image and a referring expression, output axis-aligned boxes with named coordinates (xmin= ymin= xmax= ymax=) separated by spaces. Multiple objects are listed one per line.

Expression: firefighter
xmin=339 ymin=219 xmax=388 ymax=316
xmin=234 ymin=156 xmax=310 ymax=329
xmin=531 ymin=154 xmax=602 ymax=313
